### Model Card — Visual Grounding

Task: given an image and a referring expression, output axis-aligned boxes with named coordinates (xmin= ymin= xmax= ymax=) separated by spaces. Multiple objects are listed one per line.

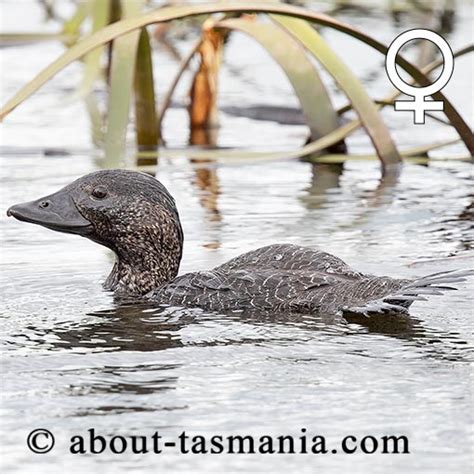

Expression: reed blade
xmin=1 ymin=2 xmax=471 ymax=155
xmin=104 ymin=0 xmax=143 ymax=165
xmin=217 ymin=17 xmax=343 ymax=149
xmin=273 ymin=15 xmax=401 ymax=166
xmin=134 ymin=27 xmax=159 ymax=150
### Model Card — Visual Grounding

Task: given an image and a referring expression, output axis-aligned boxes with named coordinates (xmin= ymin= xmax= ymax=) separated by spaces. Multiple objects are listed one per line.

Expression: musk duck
xmin=7 ymin=170 xmax=472 ymax=317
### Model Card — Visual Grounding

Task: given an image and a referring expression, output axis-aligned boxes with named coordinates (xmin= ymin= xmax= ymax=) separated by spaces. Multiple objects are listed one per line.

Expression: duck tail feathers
xmin=342 ymin=268 xmax=473 ymax=318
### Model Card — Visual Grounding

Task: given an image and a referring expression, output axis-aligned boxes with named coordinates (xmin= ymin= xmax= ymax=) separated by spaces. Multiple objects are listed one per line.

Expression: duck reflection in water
xmin=14 ymin=302 xmax=469 ymax=365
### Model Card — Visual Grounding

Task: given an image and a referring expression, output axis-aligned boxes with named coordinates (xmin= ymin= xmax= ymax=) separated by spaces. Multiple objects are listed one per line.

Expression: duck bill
xmin=7 ymin=189 xmax=93 ymax=236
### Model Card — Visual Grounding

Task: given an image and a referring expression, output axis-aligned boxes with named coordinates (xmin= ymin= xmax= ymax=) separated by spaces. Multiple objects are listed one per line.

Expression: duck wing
xmin=150 ymin=267 xmax=346 ymax=312
xmin=216 ymin=243 xmax=363 ymax=277
xmin=149 ymin=244 xmax=367 ymax=312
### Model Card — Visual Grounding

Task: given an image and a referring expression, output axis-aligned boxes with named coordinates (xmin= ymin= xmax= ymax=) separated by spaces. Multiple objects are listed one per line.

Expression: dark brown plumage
xmin=7 ymin=170 xmax=472 ymax=317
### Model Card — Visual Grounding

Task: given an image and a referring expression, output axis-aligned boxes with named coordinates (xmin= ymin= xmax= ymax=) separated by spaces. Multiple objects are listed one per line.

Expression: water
xmin=1 ymin=1 xmax=473 ymax=473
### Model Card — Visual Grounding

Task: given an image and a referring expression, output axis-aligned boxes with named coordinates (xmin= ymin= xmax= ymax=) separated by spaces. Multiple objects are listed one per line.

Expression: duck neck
xmin=104 ymin=224 xmax=183 ymax=297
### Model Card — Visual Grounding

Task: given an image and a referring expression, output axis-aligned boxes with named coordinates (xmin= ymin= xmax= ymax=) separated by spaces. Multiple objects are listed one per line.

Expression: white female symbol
xmin=385 ymin=29 xmax=454 ymax=124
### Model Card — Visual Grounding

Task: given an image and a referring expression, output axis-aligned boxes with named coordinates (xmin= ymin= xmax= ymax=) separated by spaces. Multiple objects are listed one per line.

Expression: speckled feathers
xmin=24 ymin=169 xmax=471 ymax=316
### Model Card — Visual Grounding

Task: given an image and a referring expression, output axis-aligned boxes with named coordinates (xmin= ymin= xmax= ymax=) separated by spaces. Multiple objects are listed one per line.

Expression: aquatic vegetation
xmin=0 ymin=1 xmax=472 ymax=170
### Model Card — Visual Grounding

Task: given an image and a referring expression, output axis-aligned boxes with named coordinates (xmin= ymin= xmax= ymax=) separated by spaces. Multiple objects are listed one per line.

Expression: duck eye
xmin=92 ymin=186 xmax=107 ymax=199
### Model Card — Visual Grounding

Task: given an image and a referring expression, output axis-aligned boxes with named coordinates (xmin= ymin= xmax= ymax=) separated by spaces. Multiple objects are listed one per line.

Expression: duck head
xmin=7 ymin=169 xmax=183 ymax=297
